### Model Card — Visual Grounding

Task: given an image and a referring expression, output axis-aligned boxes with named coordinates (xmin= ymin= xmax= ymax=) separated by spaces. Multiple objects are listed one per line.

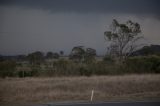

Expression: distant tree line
xmin=0 ymin=19 xmax=160 ymax=78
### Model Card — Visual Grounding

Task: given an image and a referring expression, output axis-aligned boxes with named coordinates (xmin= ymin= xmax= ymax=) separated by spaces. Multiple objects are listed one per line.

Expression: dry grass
xmin=0 ymin=74 xmax=160 ymax=105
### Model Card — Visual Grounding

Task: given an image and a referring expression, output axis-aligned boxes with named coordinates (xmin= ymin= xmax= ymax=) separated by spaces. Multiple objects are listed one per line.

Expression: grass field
xmin=0 ymin=74 xmax=160 ymax=105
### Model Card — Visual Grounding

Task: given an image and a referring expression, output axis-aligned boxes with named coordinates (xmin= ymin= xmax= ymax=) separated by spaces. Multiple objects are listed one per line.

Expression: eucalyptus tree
xmin=70 ymin=46 xmax=96 ymax=63
xmin=69 ymin=46 xmax=86 ymax=62
xmin=85 ymin=48 xmax=96 ymax=63
xmin=104 ymin=19 xmax=143 ymax=62
xmin=27 ymin=51 xmax=45 ymax=65
xmin=46 ymin=52 xmax=54 ymax=59
xmin=53 ymin=53 xmax=60 ymax=59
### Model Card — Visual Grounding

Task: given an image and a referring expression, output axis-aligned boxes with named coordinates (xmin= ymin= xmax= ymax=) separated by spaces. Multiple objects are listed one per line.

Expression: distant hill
xmin=132 ymin=45 xmax=160 ymax=56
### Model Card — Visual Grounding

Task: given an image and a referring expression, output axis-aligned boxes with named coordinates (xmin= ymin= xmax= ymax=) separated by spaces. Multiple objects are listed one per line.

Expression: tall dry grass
xmin=0 ymin=74 xmax=160 ymax=105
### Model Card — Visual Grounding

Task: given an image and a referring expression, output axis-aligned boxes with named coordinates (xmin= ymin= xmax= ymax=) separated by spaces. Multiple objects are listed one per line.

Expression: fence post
xmin=90 ymin=90 xmax=94 ymax=102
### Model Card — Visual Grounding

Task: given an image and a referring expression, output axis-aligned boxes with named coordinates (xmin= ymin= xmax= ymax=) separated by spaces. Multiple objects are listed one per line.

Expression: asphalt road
xmin=45 ymin=101 xmax=160 ymax=106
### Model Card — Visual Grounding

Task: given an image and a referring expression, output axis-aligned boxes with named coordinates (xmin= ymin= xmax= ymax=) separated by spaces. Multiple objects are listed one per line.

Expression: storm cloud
xmin=1 ymin=0 xmax=160 ymax=15
xmin=0 ymin=0 xmax=160 ymax=55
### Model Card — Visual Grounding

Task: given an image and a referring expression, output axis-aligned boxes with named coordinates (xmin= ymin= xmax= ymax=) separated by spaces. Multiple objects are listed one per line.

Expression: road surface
xmin=45 ymin=101 xmax=160 ymax=106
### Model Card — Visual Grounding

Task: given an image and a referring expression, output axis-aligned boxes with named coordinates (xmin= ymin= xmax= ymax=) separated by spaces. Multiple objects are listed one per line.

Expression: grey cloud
xmin=0 ymin=0 xmax=160 ymax=16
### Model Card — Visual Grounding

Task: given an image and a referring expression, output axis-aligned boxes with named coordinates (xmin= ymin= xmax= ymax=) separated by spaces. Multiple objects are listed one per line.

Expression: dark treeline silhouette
xmin=0 ymin=44 xmax=160 ymax=78
xmin=132 ymin=45 xmax=160 ymax=56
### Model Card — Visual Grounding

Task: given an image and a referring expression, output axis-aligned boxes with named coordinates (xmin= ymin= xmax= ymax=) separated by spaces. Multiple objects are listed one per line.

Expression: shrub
xmin=0 ymin=60 xmax=16 ymax=78
xmin=103 ymin=56 xmax=115 ymax=64
xmin=125 ymin=55 xmax=160 ymax=73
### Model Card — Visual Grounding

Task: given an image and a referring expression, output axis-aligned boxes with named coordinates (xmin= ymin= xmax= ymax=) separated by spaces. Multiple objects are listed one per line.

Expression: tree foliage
xmin=104 ymin=19 xmax=143 ymax=62
xmin=52 ymin=53 xmax=60 ymax=59
xmin=69 ymin=46 xmax=96 ymax=63
xmin=85 ymin=48 xmax=96 ymax=63
xmin=27 ymin=51 xmax=44 ymax=65
xmin=60 ymin=51 xmax=64 ymax=56
xmin=69 ymin=46 xmax=86 ymax=62
xmin=0 ymin=60 xmax=16 ymax=78
xmin=46 ymin=52 xmax=54 ymax=59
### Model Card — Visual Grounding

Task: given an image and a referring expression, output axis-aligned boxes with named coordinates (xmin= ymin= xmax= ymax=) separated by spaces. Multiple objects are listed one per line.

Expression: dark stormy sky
xmin=0 ymin=0 xmax=160 ymax=55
